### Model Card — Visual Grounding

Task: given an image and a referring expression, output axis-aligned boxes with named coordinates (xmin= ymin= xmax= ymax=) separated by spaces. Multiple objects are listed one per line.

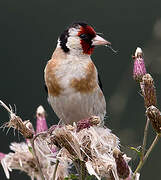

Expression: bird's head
xmin=58 ymin=22 xmax=111 ymax=55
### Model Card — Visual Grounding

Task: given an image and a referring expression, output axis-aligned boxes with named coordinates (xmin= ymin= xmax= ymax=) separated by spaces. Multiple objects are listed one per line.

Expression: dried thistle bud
xmin=47 ymin=125 xmax=62 ymax=135
xmin=141 ymin=74 xmax=157 ymax=108
xmin=36 ymin=105 xmax=48 ymax=134
xmin=146 ymin=105 xmax=161 ymax=133
xmin=51 ymin=127 xmax=82 ymax=160
xmin=6 ymin=115 xmax=34 ymax=139
xmin=76 ymin=116 xmax=100 ymax=132
xmin=133 ymin=47 xmax=147 ymax=82
xmin=113 ymin=149 xmax=130 ymax=179
xmin=25 ymin=121 xmax=35 ymax=145
xmin=0 ymin=101 xmax=34 ymax=139
xmin=25 ymin=121 xmax=35 ymax=134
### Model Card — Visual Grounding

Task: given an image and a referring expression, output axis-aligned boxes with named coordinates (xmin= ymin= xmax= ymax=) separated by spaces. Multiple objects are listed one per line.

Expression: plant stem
xmin=80 ymin=161 xmax=86 ymax=180
xmin=133 ymin=133 xmax=160 ymax=177
xmin=73 ymin=159 xmax=80 ymax=176
xmin=132 ymin=112 xmax=150 ymax=180
xmin=133 ymin=116 xmax=150 ymax=179
xmin=53 ymin=159 xmax=59 ymax=180
xmin=143 ymin=133 xmax=160 ymax=165
xmin=0 ymin=100 xmax=13 ymax=114
xmin=141 ymin=117 xmax=150 ymax=161
xmin=73 ymin=159 xmax=86 ymax=180
xmin=30 ymin=133 xmax=46 ymax=180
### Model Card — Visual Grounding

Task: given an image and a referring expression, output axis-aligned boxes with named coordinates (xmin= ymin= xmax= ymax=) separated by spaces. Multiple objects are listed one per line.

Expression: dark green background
xmin=0 ymin=0 xmax=161 ymax=179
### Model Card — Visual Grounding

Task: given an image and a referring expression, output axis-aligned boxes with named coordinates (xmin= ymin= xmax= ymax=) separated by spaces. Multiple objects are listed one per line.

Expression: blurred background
xmin=0 ymin=0 xmax=161 ymax=179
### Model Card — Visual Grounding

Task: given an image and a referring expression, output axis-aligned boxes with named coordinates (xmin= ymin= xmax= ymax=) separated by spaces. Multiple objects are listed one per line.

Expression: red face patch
xmin=78 ymin=25 xmax=96 ymax=55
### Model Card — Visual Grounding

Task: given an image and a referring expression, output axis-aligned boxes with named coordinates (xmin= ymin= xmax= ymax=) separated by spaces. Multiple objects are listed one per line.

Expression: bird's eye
xmin=79 ymin=34 xmax=88 ymax=39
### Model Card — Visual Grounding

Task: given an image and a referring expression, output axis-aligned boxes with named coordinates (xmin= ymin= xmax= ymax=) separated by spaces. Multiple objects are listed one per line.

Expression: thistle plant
xmin=0 ymin=101 xmax=132 ymax=180
xmin=0 ymin=47 xmax=160 ymax=180
xmin=132 ymin=47 xmax=161 ymax=179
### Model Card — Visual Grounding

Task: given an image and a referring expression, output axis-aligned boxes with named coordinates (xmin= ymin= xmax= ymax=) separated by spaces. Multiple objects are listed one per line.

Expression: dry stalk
xmin=0 ymin=100 xmax=33 ymax=139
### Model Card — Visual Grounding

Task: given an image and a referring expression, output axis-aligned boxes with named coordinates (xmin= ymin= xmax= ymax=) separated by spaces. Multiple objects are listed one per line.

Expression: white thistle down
xmin=0 ymin=102 xmax=134 ymax=180
xmin=0 ymin=122 xmax=133 ymax=180
xmin=1 ymin=141 xmax=69 ymax=180
xmin=46 ymin=124 xmax=132 ymax=180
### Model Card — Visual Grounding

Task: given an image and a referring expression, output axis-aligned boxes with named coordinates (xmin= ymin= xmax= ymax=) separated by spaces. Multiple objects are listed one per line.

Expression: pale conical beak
xmin=92 ymin=35 xmax=111 ymax=46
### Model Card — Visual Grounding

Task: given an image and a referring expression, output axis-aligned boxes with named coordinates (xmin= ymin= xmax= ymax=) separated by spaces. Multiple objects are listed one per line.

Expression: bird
xmin=44 ymin=22 xmax=110 ymax=125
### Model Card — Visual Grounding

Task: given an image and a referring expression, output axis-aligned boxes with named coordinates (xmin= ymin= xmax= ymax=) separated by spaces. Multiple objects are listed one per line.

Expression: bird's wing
xmin=98 ymin=73 xmax=103 ymax=92
xmin=44 ymin=84 xmax=48 ymax=93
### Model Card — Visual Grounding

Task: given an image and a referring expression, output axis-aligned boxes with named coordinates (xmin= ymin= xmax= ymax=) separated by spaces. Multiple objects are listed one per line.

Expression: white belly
xmin=48 ymin=88 xmax=106 ymax=125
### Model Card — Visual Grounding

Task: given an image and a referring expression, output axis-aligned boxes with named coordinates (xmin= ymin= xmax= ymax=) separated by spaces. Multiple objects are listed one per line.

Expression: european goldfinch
xmin=44 ymin=22 xmax=110 ymax=124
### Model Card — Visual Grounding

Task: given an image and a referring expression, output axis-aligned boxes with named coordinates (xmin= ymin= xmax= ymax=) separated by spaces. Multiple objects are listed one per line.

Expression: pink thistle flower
xmin=0 ymin=152 xmax=5 ymax=161
xmin=36 ymin=105 xmax=48 ymax=134
xmin=76 ymin=116 xmax=100 ymax=132
xmin=133 ymin=47 xmax=147 ymax=82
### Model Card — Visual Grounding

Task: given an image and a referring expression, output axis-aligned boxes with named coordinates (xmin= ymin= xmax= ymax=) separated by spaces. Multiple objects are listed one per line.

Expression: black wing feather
xmin=44 ymin=84 xmax=48 ymax=93
xmin=98 ymin=74 xmax=103 ymax=92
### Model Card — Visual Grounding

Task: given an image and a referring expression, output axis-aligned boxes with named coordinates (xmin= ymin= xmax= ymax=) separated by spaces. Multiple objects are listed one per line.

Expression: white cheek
xmin=66 ymin=36 xmax=82 ymax=49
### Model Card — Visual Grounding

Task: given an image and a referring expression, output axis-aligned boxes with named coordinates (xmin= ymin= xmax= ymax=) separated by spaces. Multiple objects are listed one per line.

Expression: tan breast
xmin=44 ymin=48 xmax=65 ymax=96
xmin=45 ymin=48 xmax=98 ymax=96
xmin=70 ymin=61 xmax=97 ymax=93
